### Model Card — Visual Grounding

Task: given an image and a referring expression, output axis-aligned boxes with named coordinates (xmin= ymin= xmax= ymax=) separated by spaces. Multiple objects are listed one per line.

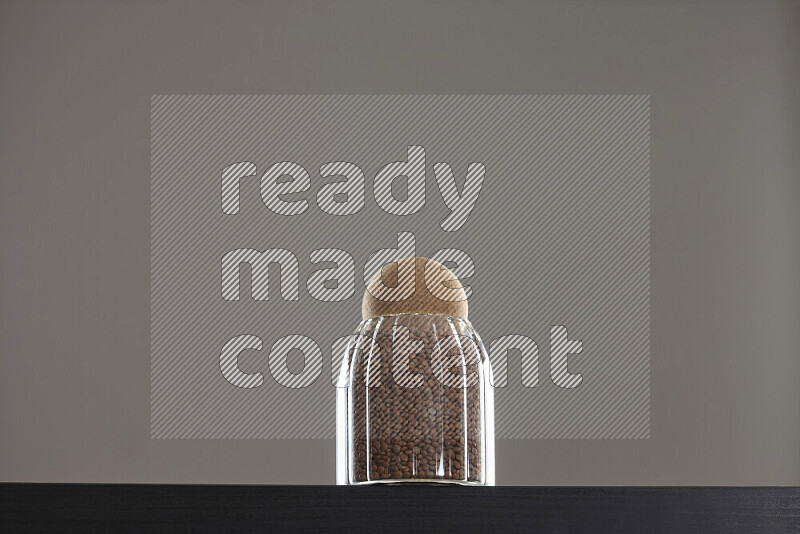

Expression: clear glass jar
xmin=336 ymin=313 xmax=495 ymax=485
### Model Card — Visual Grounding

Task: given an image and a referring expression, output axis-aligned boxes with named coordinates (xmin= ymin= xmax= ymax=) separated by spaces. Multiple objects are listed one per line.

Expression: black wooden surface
xmin=1 ymin=484 xmax=798 ymax=533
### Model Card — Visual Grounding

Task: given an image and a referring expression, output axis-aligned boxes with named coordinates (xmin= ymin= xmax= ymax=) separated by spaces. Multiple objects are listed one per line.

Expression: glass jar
xmin=336 ymin=311 xmax=495 ymax=485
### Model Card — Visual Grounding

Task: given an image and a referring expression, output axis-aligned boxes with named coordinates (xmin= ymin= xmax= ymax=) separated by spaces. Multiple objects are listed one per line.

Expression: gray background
xmin=1 ymin=0 xmax=798 ymax=484
xmin=150 ymin=95 xmax=650 ymax=441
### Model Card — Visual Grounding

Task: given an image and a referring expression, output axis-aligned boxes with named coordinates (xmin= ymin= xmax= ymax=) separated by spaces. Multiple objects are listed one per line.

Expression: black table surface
xmin=1 ymin=484 xmax=798 ymax=533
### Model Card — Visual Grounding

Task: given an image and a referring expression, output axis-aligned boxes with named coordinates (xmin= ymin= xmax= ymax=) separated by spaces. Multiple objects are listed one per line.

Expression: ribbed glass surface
xmin=336 ymin=314 xmax=495 ymax=485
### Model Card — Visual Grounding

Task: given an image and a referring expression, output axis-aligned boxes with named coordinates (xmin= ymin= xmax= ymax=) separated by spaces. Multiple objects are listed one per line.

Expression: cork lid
xmin=362 ymin=257 xmax=468 ymax=320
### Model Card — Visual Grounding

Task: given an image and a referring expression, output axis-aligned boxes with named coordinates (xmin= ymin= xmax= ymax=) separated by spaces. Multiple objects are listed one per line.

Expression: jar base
xmin=347 ymin=478 xmax=488 ymax=486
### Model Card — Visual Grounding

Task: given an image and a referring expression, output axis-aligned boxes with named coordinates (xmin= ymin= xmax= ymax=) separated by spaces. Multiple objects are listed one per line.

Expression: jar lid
xmin=362 ymin=257 xmax=468 ymax=320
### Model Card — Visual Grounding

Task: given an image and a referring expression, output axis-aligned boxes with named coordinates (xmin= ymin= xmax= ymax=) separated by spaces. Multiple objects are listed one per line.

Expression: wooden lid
xmin=362 ymin=257 xmax=469 ymax=320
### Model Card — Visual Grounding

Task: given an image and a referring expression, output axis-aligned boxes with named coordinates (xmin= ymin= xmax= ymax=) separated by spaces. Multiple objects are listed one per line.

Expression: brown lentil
xmin=343 ymin=314 xmax=489 ymax=484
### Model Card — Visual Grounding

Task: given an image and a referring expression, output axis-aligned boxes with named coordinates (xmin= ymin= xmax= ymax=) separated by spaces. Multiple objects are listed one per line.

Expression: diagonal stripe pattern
xmin=151 ymin=95 xmax=650 ymax=439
